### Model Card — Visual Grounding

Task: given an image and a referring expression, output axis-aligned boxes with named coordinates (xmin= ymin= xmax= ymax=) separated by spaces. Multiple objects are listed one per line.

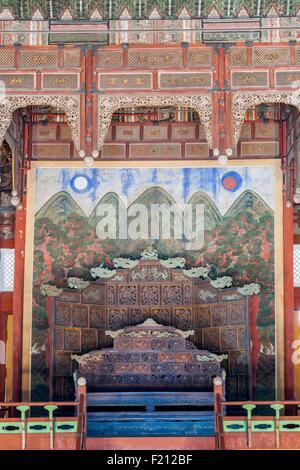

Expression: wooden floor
xmin=86 ymin=437 xmax=216 ymax=450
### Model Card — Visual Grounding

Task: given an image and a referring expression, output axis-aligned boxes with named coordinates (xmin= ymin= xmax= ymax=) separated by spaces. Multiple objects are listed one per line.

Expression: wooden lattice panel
xmin=97 ymin=50 xmax=123 ymax=68
xmin=64 ymin=50 xmax=81 ymax=68
xmin=19 ymin=50 xmax=59 ymax=68
xmin=187 ymin=48 xmax=212 ymax=67
xmin=252 ymin=47 xmax=290 ymax=66
xmin=230 ymin=48 xmax=247 ymax=67
xmin=128 ymin=49 xmax=182 ymax=68
xmin=0 ymin=50 xmax=15 ymax=68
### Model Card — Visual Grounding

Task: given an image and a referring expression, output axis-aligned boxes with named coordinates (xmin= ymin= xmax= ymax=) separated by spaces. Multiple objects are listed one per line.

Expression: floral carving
xmin=113 ymin=257 xmax=139 ymax=268
xmin=129 ymin=265 xmax=168 ymax=282
xmin=40 ymin=284 xmax=63 ymax=297
xmin=210 ymin=276 xmax=233 ymax=289
xmin=196 ymin=353 xmax=228 ymax=363
xmin=232 ymin=91 xmax=300 ymax=145
xmin=183 ymin=266 xmax=209 ymax=278
xmin=0 ymin=95 xmax=80 ymax=149
xmin=105 ymin=318 xmax=194 ymax=339
xmin=91 ymin=265 xmax=116 ymax=279
xmin=98 ymin=94 xmax=213 ymax=149
xmin=160 ymin=257 xmax=186 ymax=268
xmin=237 ymin=283 xmax=261 ymax=295
xmin=67 ymin=277 xmax=90 ymax=289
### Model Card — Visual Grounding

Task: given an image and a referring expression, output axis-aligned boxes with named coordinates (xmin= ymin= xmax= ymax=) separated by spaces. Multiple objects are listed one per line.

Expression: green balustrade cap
xmin=242 ymin=404 xmax=256 ymax=411
xmin=44 ymin=405 xmax=58 ymax=414
xmin=16 ymin=405 xmax=30 ymax=416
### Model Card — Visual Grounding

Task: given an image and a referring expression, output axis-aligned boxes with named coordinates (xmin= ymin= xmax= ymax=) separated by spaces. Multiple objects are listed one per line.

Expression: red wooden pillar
xmin=213 ymin=376 xmax=225 ymax=450
xmin=0 ymin=313 xmax=8 ymax=402
xmin=85 ymin=46 xmax=94 ymax=155
xmin=11 ymin=198 xmax=26 ymax=401
xmin=0 ymin=287 xmax=12 ymax=402
xmin=11 ymin=118 xmax=29 ymax=401
xmin=283 ymin=193 xmax=295 ymax=399
xmin=216 ymin=45 xmax=226 ymax=155
xmin=212 ymin=46 xmax=220 ymax=152
xmin=250 ymin=294 xmax=259 ymax=397
xmin=80 ymin=47 xmax=86 ymax=153
xmin=282 ymin=115 xmax=295 ymax=400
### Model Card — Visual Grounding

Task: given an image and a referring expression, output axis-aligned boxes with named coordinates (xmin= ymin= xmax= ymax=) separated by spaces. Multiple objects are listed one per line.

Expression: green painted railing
xmin=221 ymin=401 xmax=300 ymax=448
xmin=0 ymin=403 xmax=81 ymax=449
xmin=0 ymin=378 xmax=86 ymax=450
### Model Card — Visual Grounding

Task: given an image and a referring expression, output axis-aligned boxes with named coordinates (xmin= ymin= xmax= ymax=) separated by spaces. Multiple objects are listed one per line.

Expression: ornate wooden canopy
xmin=0 ymin=1 xmax=300 ymax=20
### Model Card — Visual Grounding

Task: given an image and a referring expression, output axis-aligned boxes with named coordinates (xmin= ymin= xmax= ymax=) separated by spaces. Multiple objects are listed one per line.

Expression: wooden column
xmin=76 ymin=376 xmax=87 ymax=450
xmin=250 ymin=294 xmax=259 ymax=397
xmin=12 ymin=120 xmax=28 ymax=401
xmin=0 ymin=240 xmax=14 ymax=402
xmin=213 ymin=376 xmax=225 ymax=450
xmin=85 ymin=45 xmax=94 ymax=155
xmin=211 ymin=46 xmax=220 ymax=151
xmin=216 ymin=45 xmax=226 ymax=154
xmin=12 ymin=199 xmax=26 ymax=401
xmin=0 ymin=313 xmax=8 ymax=402
xmin=282 ymin=115 xmax=295 ymax=400
xmin=283 ymin=194 xmax=295 ymax=399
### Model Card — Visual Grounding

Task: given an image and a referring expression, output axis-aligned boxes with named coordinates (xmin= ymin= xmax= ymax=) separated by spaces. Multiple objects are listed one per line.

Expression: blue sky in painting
xmin=35 ymin=166 xmax=275 ymax=216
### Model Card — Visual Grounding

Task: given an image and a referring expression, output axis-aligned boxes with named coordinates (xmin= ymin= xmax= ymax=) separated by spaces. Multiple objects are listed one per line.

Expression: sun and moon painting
xmin=31 ymin=166 xmax=275 ymax=400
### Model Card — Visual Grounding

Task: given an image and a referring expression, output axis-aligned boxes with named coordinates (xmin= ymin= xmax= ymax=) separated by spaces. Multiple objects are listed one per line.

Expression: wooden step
xmin=86 ymin=436 xmax=216 ymax=450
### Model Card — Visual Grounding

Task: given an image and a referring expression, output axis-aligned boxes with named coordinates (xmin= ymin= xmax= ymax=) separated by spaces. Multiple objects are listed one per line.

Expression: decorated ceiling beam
xmin=0 ymin=1 xmax=300 ymax=20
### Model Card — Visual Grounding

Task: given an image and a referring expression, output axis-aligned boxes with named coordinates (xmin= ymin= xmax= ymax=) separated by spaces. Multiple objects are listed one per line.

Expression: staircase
xmin=85 ymin=390 xmax=216 ymax=450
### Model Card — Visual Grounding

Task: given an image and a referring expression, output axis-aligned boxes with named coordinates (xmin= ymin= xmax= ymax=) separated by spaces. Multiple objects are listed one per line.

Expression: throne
xmin=72 ymin=318 xmax=226 ymax=438
xmin=72 ymin=318 xmax=226 ymax=392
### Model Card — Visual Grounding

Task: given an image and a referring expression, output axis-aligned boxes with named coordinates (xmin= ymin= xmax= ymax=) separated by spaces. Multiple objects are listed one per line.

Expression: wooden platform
xmin=86 ymin=391 xmax=215 ymax=438
xmin=86 ymin=437 xmax=216 ymax=450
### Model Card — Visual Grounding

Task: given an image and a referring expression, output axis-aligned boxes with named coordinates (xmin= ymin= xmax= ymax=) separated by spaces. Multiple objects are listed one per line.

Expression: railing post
xmin=76 ymin=377 xmax=87 ymax=450
xmin=214 ymin=376 xmax=225 ymax=450
xmin=242 ymin=404 xmax=256 ymax=448
xmin=44 ymin=405 xmax=58 ymax=450
xmin=16 ymin=405 xmax=29 ymax=450
xmin=270 ymin=404 xmax=284 ymax=448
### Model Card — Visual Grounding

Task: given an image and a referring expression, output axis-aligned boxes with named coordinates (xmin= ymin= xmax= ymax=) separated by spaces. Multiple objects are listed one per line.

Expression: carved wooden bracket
xmin=0 ymin=95 xmax=80 ymax=150
xmin=97 ymin=94 xmax=213 ymax=150
xmin=232 ymin=91 xmax=300 ymax=146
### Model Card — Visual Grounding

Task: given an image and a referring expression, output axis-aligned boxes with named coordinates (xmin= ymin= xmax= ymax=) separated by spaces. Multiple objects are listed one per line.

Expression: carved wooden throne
xmin=72 ymin=318 xmax=226 ymax=392
xmin=51 ymin=259 xmax=250 ymax=400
